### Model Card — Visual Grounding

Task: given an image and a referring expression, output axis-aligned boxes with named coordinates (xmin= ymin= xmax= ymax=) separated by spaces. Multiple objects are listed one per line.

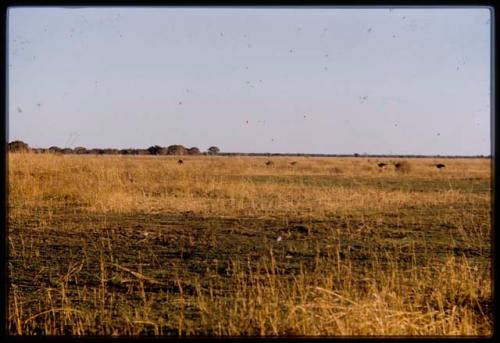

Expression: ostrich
xmin=177 ymin=159 xmax=184 ymax=164
xmin=266 ymin=161 xmax=274 ymax=167
xmin=436 ymin=163 xmax=446 ymax=169
xmin=377 ymin=162 xmax=387 ymax=168
xmin=290 ymin=161 xmax=297 ymax=166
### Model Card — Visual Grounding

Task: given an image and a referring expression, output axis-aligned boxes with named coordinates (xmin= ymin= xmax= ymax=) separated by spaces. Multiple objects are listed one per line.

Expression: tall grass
xmin=8 ymin=153 xmax=492 ymax=336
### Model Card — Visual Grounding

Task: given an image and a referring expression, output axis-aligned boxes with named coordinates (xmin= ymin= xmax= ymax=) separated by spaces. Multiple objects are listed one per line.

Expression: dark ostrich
xmin=435 ymin=163 xmax=446 ymax=169
xmin=377 ymin=163 xmax=387 ymax=168
xmin=177 ymin=159 xmax=184 ymax=164
xmin=265 ymin=161 xmax=274 ymax=167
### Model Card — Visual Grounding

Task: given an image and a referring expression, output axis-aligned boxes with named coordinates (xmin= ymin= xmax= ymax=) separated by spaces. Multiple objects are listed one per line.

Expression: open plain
xmin=7 ymin=153 xmax=492 ymax=336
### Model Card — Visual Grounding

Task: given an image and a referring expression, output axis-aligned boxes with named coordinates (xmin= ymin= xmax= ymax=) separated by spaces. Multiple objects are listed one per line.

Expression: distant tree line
xmin=7 ymin=140 xmax=491 ymax=158
xmin=217 ymin=152 xmax=491 ymax=159
xmin=7 ymin=140 xmax=221 ymax=156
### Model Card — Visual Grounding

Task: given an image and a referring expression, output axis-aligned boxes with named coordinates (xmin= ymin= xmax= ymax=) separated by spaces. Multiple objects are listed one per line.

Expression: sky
xmin=7 ymin=7 xmax=492 ymax=155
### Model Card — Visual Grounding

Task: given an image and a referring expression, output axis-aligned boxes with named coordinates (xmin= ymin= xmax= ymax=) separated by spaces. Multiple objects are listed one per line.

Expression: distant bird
xmin=37 ymin=103 xmax=41 ymax=107
xmin=266 ymin=161 xmax=274 ymax=166
xmin=291 ymin=161 xmax=297 ymax=166
xmin=178 ymin=159 xmax=184 ymax=164
xmin=178 ymin=101 xmax=182 ymax=105
xmin=367 ymin=27 xmax=372 ymax=33
xmin=378 ymin=162 xmax=387 ymax=168
xmin=394 ymin=162 xmax=401 ymax=170
xmin=245 ymin=120 xmax=249 ymax=124
xmin=289 ymin=49 xmax=293 ymax=53
xmin=437 ymin=132 xmax=441 ymax=136
xmin=17 ymin=107 xmax=22 ymax=113
xmin=435 ymin=163 xmax=446 ymax=169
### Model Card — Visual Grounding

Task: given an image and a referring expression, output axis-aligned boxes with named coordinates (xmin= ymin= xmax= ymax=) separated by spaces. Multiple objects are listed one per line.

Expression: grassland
xmin=7 ymin=153 xmax=492 ymax=336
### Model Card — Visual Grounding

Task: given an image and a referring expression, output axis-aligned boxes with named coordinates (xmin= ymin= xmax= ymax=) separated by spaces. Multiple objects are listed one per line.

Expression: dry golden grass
xmin=8 ymin=153 xmax=492 ymax=336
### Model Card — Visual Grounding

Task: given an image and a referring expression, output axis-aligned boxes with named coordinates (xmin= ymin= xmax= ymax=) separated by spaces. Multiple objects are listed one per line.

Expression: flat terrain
xmin=8 ymin=153 xmax=492 ymax=336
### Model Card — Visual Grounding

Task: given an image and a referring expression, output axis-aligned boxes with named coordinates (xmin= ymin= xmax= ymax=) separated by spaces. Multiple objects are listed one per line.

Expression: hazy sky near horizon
xmin=8 ymin=7 xmax=491 ymax=155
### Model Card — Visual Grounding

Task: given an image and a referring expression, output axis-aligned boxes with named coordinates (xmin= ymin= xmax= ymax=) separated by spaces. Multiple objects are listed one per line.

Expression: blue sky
xmin=8 ymin=7 xmax=491 ymax=155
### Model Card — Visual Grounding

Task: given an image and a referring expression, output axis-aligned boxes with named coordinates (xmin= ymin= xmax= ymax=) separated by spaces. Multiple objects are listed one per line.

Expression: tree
xmin=48 ymin=146 xmax=62 ymax=154
xmin=8 ymin=140 xmax=29 ymax=153
xmin=147 ymin=145 xmax=164 ymax=155
xmin=188 ymin=147 xmax=200 ymax=155
xmin=61 ymin=148 xmax=73 ymax=154
xmin=167 ymin=145 xmax=188 ymax=155
xmin=104 ymin=149 xmax=119 ymax=155
xmin=208 ymin=146 xmax=220 ymax=155
xmin=89 ymin=149 xmax=105 ymax=155
xmin=32 ymin=148 xmax=47 ymax=154
xmin=74 ymin=146 xmax=88 ymax=154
